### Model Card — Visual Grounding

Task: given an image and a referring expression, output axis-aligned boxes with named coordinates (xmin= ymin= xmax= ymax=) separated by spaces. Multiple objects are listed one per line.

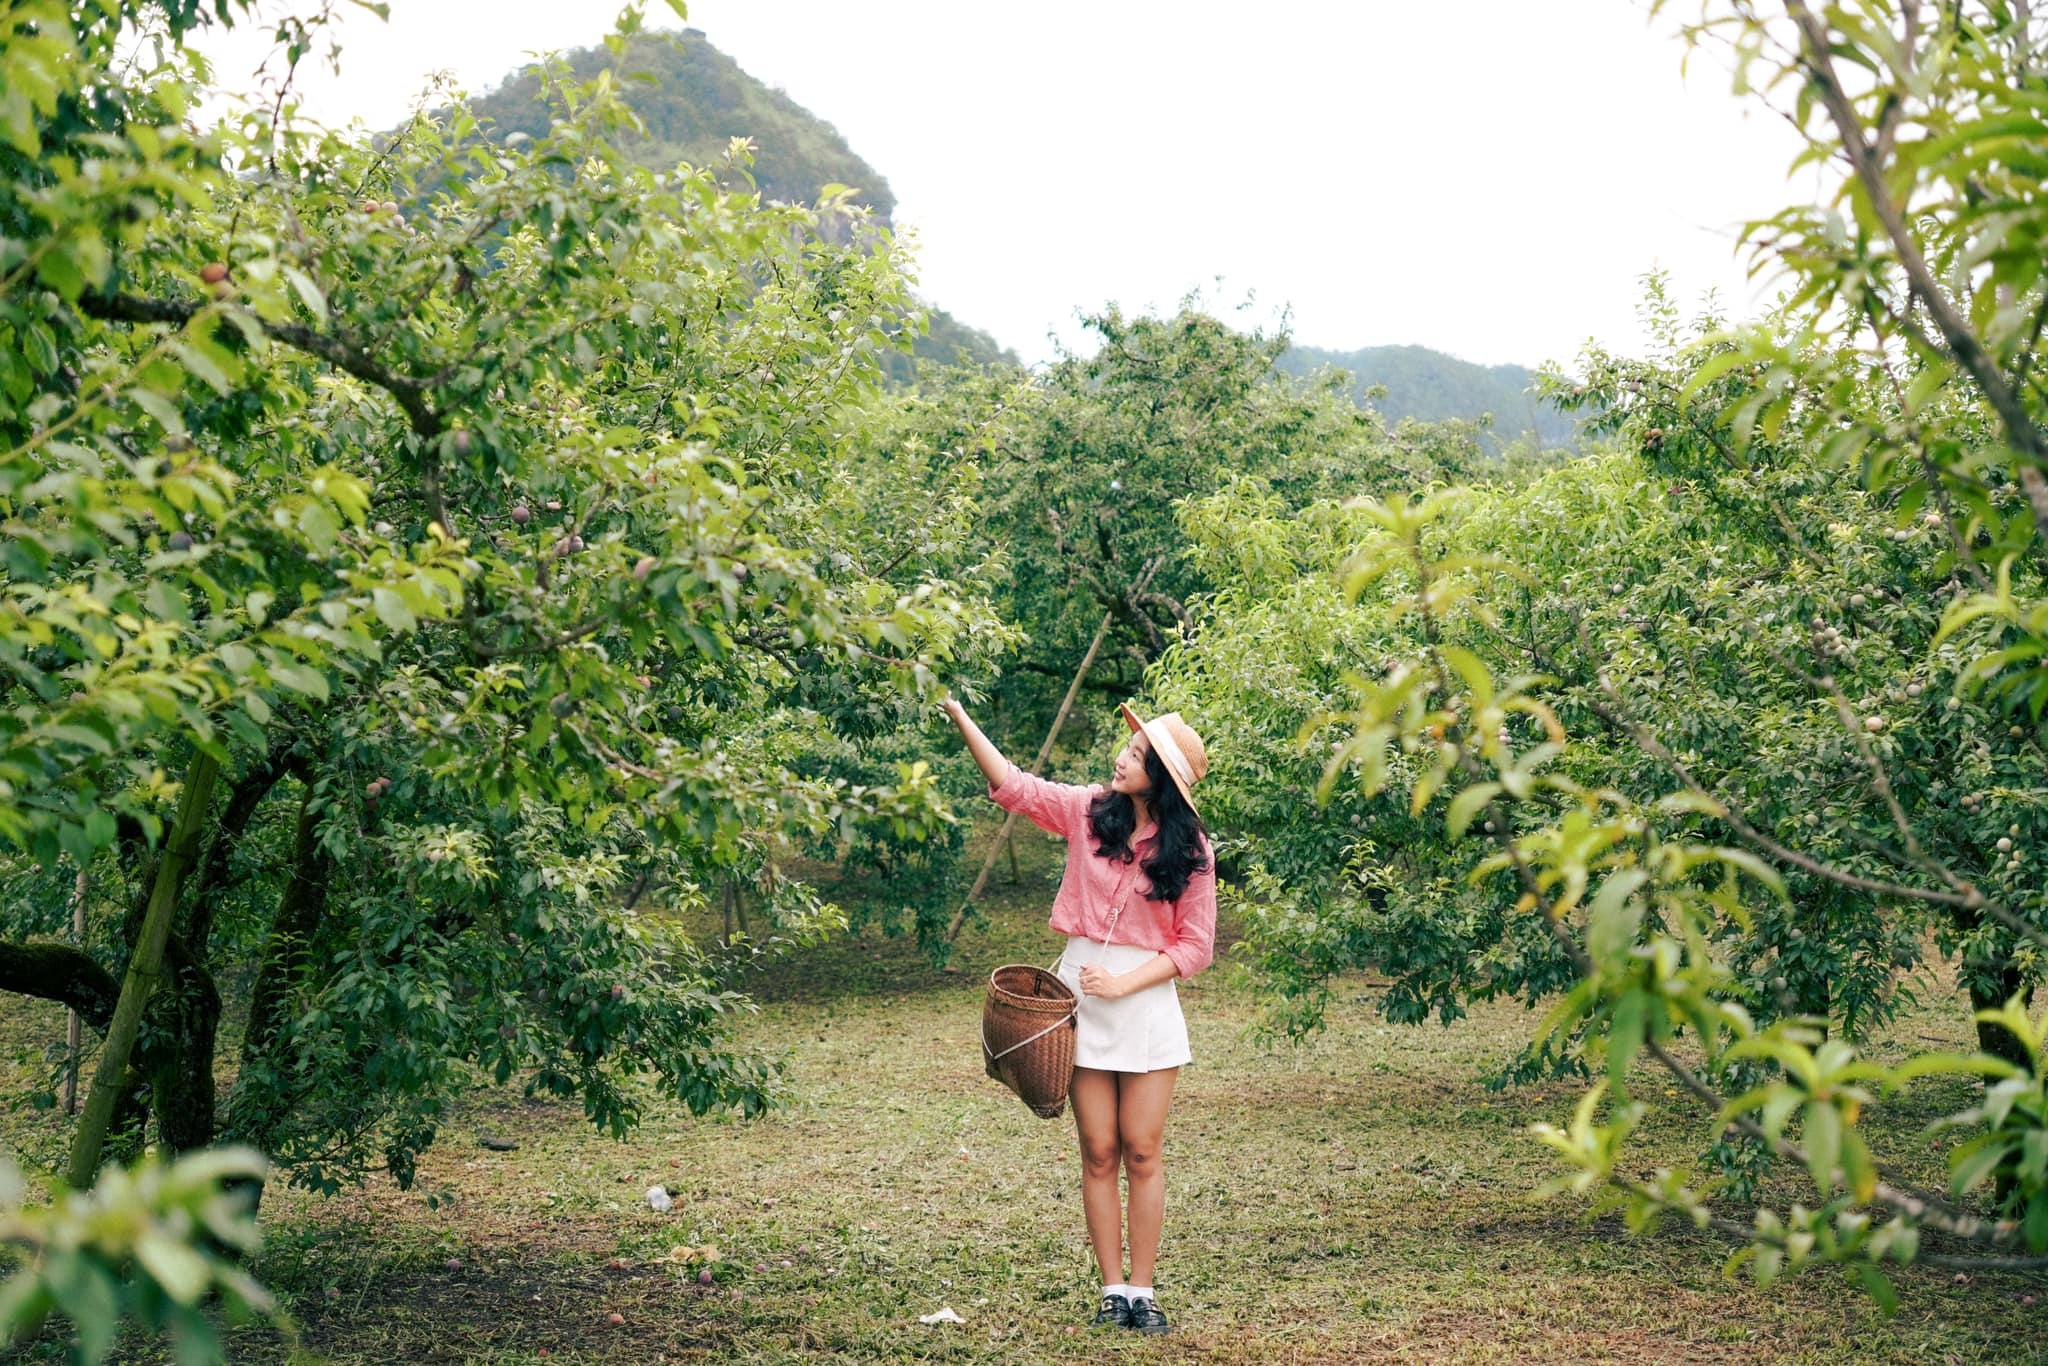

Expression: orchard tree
xmin=1151 ymin=0 xmax=2048 ymax=1295
xmin=0 ymin=0 xmax=999 ymax=1203
xmin=967 ymin=305 xmax=1460 ymax=763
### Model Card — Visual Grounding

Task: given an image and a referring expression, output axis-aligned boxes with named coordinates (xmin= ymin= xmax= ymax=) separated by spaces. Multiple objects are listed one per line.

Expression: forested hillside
xmin=468 ymin=28 xmax=1010 ymax=369
xmin=1279 ymin=342 xmax=1576 ymax=449
xmin=469 ymin=28 xmax=894 ymax=221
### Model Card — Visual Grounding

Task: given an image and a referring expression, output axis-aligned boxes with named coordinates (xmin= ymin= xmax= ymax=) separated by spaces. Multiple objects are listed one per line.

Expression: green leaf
xmin=1438 ymin=645 xmax=1493 ymax=705
xmin=268 ymin=663 xmax=330 ymax=701
xmin=1607 ymin=990 xmax=1646 ymax=1095
xmin=282 ymin=265 xmax=328 ymax=322
xmin=372 ymin=589 xmax=417 ymax=634
xmin=1950 ymin=1136 xmax=2015 ymax=1195
xmin=1803 ymin=1100 xmax=1842 ymax=1189
xmin=135 ymin=1232 xmax=211 ymax=1303
xmin=1855 ymin=1261 xmax=1899 ymax=1314
xmin=43 ymin=1254 xmax=117 ymax=1360
xmin=1446 ymin=783 xmax=1500 ymax=840
xmin=1586 ymin=870 xmax=1649 ymax=967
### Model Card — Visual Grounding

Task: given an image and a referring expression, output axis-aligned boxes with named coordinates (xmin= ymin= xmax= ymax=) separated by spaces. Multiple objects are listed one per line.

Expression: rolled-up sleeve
xmin=988 ymin=763 xmax=1091 ymax=839
xmin=1161 ymin=857 xmax=1217 ymax=979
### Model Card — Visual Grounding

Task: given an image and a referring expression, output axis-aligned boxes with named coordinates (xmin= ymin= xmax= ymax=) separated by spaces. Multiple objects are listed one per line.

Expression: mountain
xmin=464 ymin=32 xmax=1574 ymax=411
xmin=465 ymin=29 xmax=1011 ymax=369
xmin=1276 ymin=344 xmax=1577 ymax=450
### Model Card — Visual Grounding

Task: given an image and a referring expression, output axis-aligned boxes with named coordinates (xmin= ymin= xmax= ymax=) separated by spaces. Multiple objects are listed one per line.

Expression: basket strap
xmin=983 ymin=1005 xmax=1077 ymax=1063
xmin=1048 ymin=898 xmax=1126 ymax=973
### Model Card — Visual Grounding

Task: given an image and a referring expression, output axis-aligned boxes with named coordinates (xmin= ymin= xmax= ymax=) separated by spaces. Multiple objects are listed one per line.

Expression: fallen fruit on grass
xmin=698 ymin=1268 xmax=715 ymax=1285
xmin=606 ymin=1311 xmax=624 ymax=1326
xmin=755 ymin=1262 xmax=767 ymax=1273
xmin=445 ymin=1258 xmax=461 ymax=1271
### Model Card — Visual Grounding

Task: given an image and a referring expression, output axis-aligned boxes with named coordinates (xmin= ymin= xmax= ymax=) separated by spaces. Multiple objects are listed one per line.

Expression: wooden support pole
xmin=66 ymin=751 xmax=220 ymax=1190
xmin=63 ymin=867 xmax=87 ymax=1116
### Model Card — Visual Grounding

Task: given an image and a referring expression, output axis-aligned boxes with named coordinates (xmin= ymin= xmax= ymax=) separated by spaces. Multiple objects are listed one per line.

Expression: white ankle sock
xmin=1101 ymin=1283 xmax=1131 ymax=1299
xmin=1127 ymin=1285 xmax=1155 ymax=1301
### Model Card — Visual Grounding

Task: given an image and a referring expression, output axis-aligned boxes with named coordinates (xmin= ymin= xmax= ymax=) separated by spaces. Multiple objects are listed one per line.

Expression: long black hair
xmin=1086 ymin=746 xmax=1209 ymax=903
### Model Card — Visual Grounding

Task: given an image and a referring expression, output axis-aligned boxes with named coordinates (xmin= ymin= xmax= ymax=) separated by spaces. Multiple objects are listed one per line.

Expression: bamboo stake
xmin=63 ymin=867 xmax=86 ymax=1116
xmin=945 ymin=556 xmax=1161 ymax=945
xmin=66 ymin=751 xmax=220 ymax=1189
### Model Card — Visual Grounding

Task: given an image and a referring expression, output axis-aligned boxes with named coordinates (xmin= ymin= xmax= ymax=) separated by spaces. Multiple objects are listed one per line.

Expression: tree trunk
xmin=65 ymin=749 xmax=221 ymax=1189
xmin=145 ymin=935 xmax=220 ymax=1154
xmin=139 ymin=747 xmax=297 ymax=1154
xmin=237 ymin=785 xmax=329 ymax=1068
xmin=1952 ymin=896 xmax=2038 ymax=1072
xmin=222 ymin=784 xmax=332 ymax=1160
xmin=1969 ymin=963 xmax=2036 ymax=1073
xmin=186 ymin=737 xmax=298 ymax=950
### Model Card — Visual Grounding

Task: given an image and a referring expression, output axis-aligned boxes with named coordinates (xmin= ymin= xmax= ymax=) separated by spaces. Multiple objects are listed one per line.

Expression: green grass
xmin=2 ymin=825 xmax=2044 ymax=1362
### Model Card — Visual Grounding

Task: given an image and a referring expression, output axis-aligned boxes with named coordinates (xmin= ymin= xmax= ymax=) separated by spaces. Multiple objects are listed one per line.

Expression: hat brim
xmin=1120 ymin=703 xmax=1200 ymax=813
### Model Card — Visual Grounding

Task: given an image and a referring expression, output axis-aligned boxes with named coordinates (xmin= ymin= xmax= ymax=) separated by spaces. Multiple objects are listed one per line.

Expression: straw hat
xmin=1119 ymin=702 xmax=1209 ymax=812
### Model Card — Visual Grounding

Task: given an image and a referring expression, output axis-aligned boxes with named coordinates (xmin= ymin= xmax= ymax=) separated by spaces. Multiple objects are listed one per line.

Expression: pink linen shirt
xmin=988 ymin=762 xmax=1217 ymax=979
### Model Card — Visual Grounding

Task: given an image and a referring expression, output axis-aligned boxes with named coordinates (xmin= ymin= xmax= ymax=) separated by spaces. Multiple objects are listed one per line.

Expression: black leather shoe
xmin=1092 ymin=1293 xmax=1132 ymax=1329
xmin=1128 ymin=1295 xmax=1169 ymax=1334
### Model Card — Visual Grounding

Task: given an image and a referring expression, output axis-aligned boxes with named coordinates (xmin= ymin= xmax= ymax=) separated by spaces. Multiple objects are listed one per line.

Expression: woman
xmin=941 ymin=696 xmax=1216 ymax=1336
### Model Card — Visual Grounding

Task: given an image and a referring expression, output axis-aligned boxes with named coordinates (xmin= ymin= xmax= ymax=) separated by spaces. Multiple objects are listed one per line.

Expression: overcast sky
xmin=191 ymin=1 xmax=1816 ymax=370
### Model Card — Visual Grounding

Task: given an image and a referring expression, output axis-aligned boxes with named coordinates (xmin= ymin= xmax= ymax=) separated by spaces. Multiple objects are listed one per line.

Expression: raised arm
xmin=942 ymin=698 xmax=1010 ymax=790
xmin=942 ymin=697 xmax=1091 ymax=839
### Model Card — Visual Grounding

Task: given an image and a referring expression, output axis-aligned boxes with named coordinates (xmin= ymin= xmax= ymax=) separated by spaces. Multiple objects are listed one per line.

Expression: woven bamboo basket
xmin=981 ymin=964 xmax=1078 ymax=1119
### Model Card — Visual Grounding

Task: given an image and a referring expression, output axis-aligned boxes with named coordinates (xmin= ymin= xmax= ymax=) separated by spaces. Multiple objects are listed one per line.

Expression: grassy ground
xmin=2 ymin=825 xmax=2045 ymax=1363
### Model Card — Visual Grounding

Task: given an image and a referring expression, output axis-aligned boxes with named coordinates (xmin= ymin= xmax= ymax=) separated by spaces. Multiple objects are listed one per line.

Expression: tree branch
xmin=0 ymin=941 xmax=119 ymax=1033
xmin=1558 ymin=625 xmax=2048 ymax=952
xmin=76 ymin=290 xmax=450 ymax=528
xmin=1787 ymin=3 xmax=2048 ymax=485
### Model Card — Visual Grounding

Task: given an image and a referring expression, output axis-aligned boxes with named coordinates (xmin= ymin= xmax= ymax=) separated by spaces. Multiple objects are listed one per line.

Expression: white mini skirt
xmin=1055 ymin=935 xmax=1192 ymax=1074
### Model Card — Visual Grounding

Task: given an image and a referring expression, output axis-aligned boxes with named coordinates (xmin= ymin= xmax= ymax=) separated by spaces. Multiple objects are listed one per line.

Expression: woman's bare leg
xmin=1117 ymin=1066 xmax=1178 ymax=1288
xmin=1070 ymin=1066 xmax=1126 ymax=1287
